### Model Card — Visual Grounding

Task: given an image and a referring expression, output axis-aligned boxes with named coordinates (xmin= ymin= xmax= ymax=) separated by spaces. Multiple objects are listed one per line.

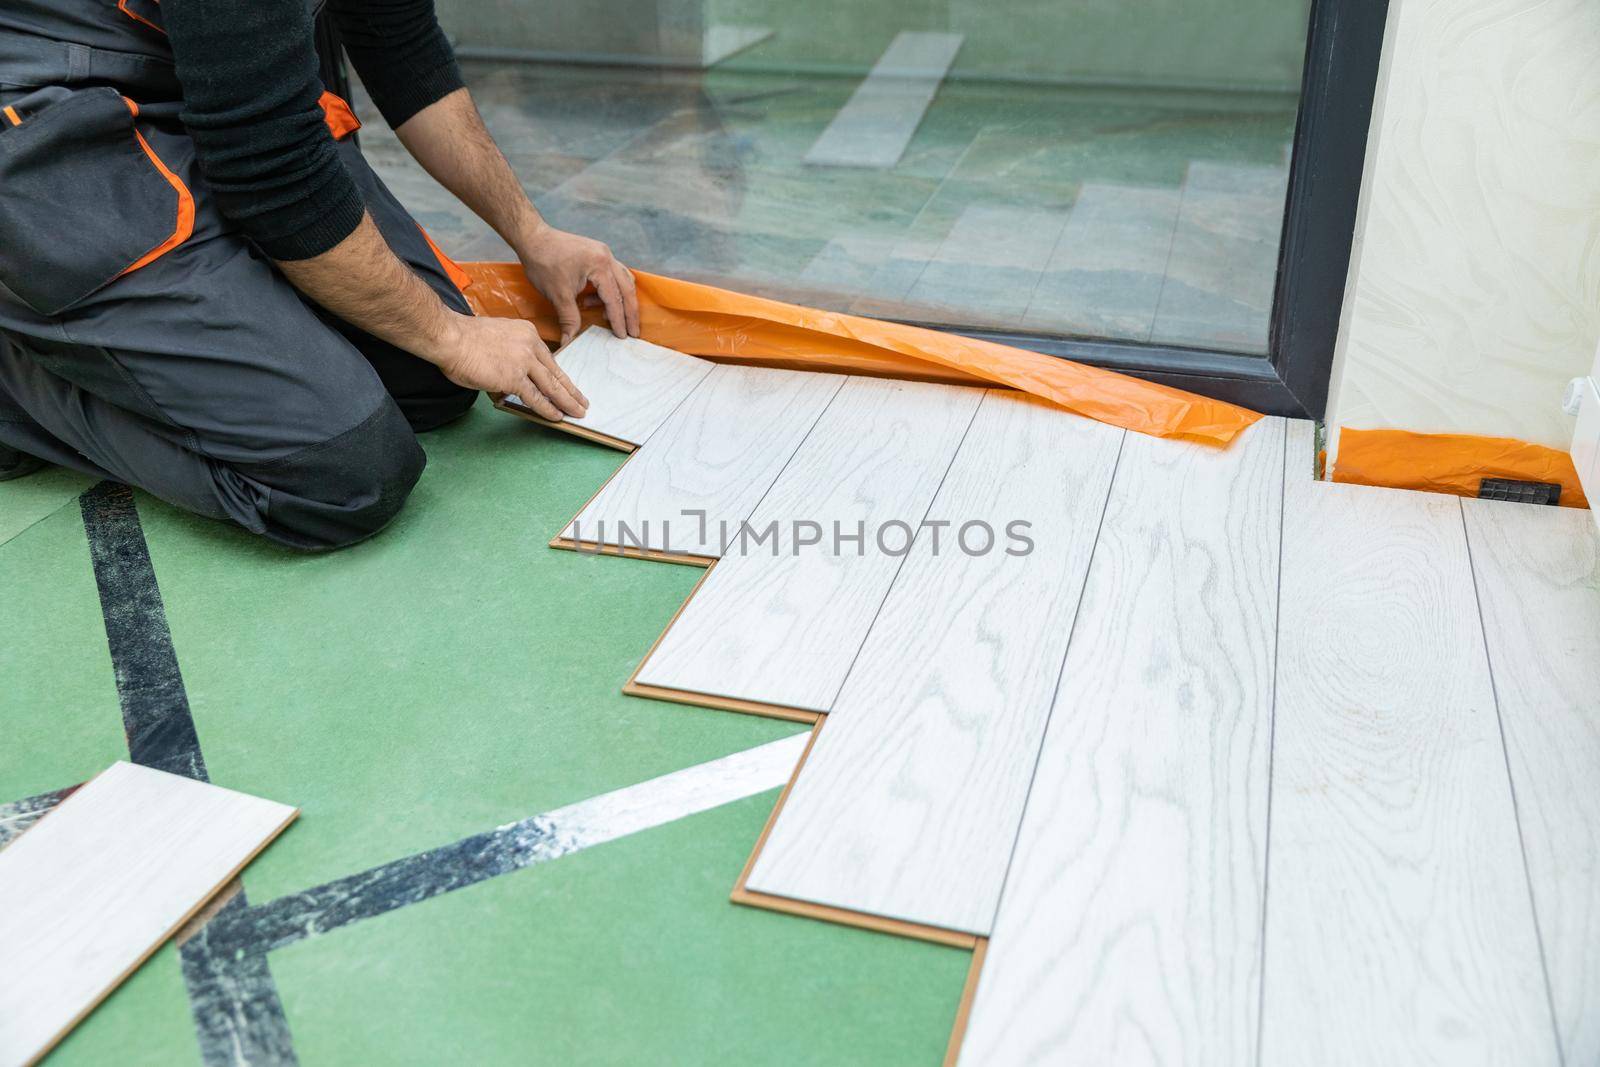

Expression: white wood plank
xmin=634 ymin=376 xmax=985 ymax=711
xmin=747 ymin=394 xmax=1124 ymax=933
xmin=502 ymin=326 xmax=715 ymax=446
xmin=1258 ymin=421 xmax=1557 ymax=1066
xmin=803 ymin=32 xmax=963 ymax=169
xmin=958 ymin=417 xmax=1285 ymax=1064
xmin=563 ymin=366 xmax=844 ymax=557
xmin=0 ymin=762 xmax=296 ymax=1065
xmin=1463 ymin=497 xmax=1600 ymax=1063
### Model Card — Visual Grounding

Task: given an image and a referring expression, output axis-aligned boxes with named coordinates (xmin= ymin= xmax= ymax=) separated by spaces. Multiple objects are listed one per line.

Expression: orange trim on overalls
xmin=117 ymin=0 xmax=166 ymax=35
xmin=416 ymin=225 xmax=474 ymax=294
xmin=317 ymin=91 xmax=362 ymax=141
xmin=2 ymin=106 xmax=20 ymax=127
xmin=118 ymin=97 xmax=196 ymax=277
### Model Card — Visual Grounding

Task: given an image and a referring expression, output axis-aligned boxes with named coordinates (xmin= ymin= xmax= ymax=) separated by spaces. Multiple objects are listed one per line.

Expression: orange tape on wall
xmin=462 ymin=262 xmax=1263 ymax=446
xmin=1333 ymin=427 xmax=1590 ymax=509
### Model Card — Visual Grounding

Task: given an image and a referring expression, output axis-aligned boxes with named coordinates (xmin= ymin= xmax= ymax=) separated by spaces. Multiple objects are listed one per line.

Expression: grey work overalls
xmin=0 ymin=0 xmax=477 ymax=549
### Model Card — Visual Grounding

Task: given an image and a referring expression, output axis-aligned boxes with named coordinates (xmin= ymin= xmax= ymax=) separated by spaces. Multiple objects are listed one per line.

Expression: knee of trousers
xmin=234 ymin=399 xmax=426 ymax=551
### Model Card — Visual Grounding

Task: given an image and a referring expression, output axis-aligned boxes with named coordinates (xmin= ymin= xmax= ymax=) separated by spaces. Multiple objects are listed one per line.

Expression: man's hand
xmin=428 ymin=314 xmax=588 ymax=422
xmin=394 ymin=90 xmax=642 ymax=348
xmin=515 ymin=222 xmax=640 ymax=346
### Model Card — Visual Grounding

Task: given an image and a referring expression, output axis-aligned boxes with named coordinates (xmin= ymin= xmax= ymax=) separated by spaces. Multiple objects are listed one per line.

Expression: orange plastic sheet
xmin=1333 ymin=427 xmax=1590 ymax=510
xmin=461 ymin=263 xmax=1262 ymax=445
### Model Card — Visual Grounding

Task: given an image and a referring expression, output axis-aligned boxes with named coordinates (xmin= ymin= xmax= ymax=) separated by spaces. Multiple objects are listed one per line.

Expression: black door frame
xmin=940 ymin=0 xmax=1390 ymax=419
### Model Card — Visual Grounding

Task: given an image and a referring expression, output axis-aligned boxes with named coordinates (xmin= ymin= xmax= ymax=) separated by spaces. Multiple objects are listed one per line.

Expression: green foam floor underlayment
xmin=1 ymin=397 xmax=969 ymax=1065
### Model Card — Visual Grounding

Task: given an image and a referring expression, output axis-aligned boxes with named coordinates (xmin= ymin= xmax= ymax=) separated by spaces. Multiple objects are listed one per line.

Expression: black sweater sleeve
xmin=160 ymin=0 xmax=463 ymax=261
xmin=162 ymin=0 xmax=365 ymax=261
xmin=331 ymin=0 xmax=465 ymax=130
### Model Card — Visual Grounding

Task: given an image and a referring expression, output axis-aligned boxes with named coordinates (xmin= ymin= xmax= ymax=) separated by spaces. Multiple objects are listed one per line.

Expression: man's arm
xmin=330 ymin=0 xmax=639 ymax=345
xmin=393 ymin=88 xmax=640 ymax=346
xmin=161 ymin=0 xmax=584 ymax=419
xmin=275 ymin=214 xmax=586 ymax=422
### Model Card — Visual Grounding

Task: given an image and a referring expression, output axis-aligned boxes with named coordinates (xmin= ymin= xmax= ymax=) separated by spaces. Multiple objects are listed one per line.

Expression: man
xmin=0 ymin=0 xmax=639 ymax=549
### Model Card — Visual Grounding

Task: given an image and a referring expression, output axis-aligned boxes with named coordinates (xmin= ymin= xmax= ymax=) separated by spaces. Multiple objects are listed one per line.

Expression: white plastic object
xmin=1563 ymin=377 xmax=1587 ymax=417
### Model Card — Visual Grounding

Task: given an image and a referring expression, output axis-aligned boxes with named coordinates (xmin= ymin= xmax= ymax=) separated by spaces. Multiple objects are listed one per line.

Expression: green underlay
xmin=4 ymin=398 xmax=969 ymax=1065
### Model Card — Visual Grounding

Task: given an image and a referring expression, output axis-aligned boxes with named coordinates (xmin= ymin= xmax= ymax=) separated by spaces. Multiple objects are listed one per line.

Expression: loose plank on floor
xmin=1259 ymin=422 xmax=1557 ymax=1066
xmin=1464 ymin=497 xmax=1600 ymax=1063
xmin=634 ymin=376 xmax=984 ymax=712
xmin=803 ymin=31 xmax=963 ymax=169
xmin=959 ymin=417 xmax=1285 ymax=1064
xmin=0 ymin=762 xmax=296 ymax=1066
xmin=747 ymin=393 xmax=1124 ymax=934
xmin=501 ymin=326 xmax=714 ymax=448
xmin=562 ymin=366 xmax=844 ymax=558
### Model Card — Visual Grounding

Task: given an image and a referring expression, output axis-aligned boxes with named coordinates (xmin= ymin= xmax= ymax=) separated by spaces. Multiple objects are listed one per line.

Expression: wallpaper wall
xmin=1327 ymin=0 xmax=1600 ymax=452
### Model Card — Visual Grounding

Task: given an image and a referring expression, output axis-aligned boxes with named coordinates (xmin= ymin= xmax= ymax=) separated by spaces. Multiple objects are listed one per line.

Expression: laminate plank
xmin=803 ymin=32 xmax=964 ymax=169
xmin=0 ymin=762 xmax=297 ymax=1065
xmin=746 ymin=392 xmax=1124 ymax=934
xmin=562 ymin=365 xmax=844 ymax=557
xmin=501 ymin=326 xmax=715 ymax=447
xmin=1258 ymin=421 xmax=1557 ymax=1066
xmin=633 ymin=376 xmax=985 ymax=712
xmin=958 ymin=416 xmax=1285 ymax=1064
xmin=1463 ymin=497 xmax=1600 ymax=1063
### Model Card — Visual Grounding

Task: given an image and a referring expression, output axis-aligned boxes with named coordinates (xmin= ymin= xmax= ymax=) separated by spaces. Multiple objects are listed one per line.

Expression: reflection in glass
xmin=401 ymin=0 xmax=1311 ymax=355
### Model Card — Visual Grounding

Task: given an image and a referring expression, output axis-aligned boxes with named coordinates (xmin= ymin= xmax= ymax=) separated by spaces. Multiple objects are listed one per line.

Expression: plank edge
xmin=22 ymin=800 xmax=299 ymax=1065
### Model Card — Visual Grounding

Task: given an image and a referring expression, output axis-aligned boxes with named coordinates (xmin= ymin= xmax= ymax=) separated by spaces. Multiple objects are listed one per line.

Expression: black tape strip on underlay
xmin=181 ymin=895 xmax=302 ymax=1067
xmin=0 ymin=785 xmax=79 ymax=851
xmin=80 ymin=481 xmax=207 ymax=781
xmin=78 ymin=481 xmax=299 ymax=1067
xmin=204 ymin=815 xmax=571 ymax=957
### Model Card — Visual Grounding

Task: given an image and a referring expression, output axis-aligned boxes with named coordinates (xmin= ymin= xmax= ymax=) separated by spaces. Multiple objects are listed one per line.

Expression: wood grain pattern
xmin=729 ymin=718 xmax=980 ymax=948
xmin=500 ymin=326 xmax=714 ymax=447
xmin=562 ymin=366 xmax=844 ymax=557
xmin=1258 ymin=421 xmax=1557 ymax=1066
xmin=957 ymin=416 xmax=1285 ymax=1064
xmin=1463 ymin=497 xmax=1600 ymax=1063
xmin=746 ymin=393 xmax=1124 ymax=934
xmin=0 ymin=762 xmax=296 ymax=1065
xmin=495 ymin=398 xmax=636 ymax=453
xmin=633 ymin=376 xmax=985 ymax=712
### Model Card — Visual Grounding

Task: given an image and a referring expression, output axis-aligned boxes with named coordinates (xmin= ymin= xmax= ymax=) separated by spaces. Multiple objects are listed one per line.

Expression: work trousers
xmin=0 ymin=91 xmax=476 ymax=550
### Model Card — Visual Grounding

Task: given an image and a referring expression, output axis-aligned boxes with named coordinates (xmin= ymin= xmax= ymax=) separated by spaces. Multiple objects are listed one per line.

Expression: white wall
xmin=1327 ymin=0 xmax=1600 ymax=452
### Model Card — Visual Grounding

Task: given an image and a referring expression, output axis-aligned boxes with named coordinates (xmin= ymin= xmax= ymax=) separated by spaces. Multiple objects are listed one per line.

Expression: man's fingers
xmin=527 ymin=357 xmax=585 ymax=418
xmin=515 ymin=383 xmax=564 ymax=422
xmin=533 ymin=344 xmax=588 ymax=411
xmin=552 ymin=292 xmax=583 ymax=347
xmin=591 ymin=270 xmax=629 ymax=340
xmin=611 ymin=261 xmax=640 ymax=337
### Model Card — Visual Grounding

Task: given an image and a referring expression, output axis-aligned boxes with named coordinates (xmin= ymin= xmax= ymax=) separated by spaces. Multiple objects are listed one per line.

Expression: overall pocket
xmin=0 ymin=86 xmax=193 ymax=316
